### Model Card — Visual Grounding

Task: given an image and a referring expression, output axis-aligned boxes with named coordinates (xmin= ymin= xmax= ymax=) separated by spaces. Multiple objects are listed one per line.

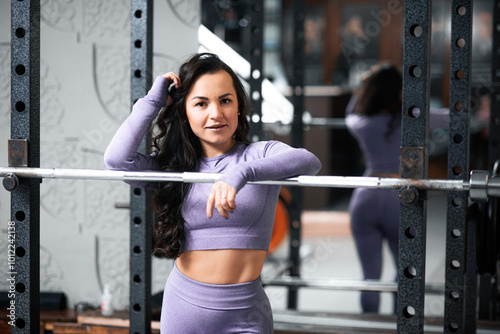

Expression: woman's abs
xmin=176 ymin=249 xmax=268 ymax=284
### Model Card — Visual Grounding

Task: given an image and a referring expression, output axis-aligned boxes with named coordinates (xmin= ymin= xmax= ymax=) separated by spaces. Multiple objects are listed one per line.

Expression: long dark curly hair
xmin=148 ymin=53 xmax=251 ymax=258
xmin=354 ymin=64 xmax=402 ymax=139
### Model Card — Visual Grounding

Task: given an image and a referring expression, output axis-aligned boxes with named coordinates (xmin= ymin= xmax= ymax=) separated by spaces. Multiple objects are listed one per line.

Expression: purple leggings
xmin=348 ymin=188 xmax=400 ymax=313
xmin=160 ymin=263 xmax=273 ymax=333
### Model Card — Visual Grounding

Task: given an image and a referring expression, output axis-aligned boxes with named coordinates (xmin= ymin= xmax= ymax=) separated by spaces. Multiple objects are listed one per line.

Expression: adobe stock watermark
xmin=341 ymin=0 xmax=403 ymax=64
xmin=6 ymin=220 xmax=17 ymax=327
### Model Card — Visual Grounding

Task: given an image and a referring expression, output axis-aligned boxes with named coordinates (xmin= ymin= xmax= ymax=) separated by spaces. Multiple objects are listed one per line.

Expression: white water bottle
xmin=100 ymin=284 xmax=114 ymax=316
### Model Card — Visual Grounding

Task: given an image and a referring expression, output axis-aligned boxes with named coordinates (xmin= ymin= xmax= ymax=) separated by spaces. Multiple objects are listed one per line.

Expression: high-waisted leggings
xmin=160 ymin=263 xmax=273 ymax=334
xmin=349 ymin=188 xmax=400 ymax=313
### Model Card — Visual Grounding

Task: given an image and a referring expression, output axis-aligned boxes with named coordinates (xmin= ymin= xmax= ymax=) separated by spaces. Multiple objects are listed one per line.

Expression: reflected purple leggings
xmin=160 ymin=263 xmax=273 ymax=334
xmin=349 ymin=188 xmax=400 ymax=313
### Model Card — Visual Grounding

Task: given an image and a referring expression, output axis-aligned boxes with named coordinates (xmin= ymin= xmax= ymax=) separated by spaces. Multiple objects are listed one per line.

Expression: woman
xmin=104 ymin=53 xmax=321 ymax=333
xmin=345 ymin=64 xmax=402 ymax=314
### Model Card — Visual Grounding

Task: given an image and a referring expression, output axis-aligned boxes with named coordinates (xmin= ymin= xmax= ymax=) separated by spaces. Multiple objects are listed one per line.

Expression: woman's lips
xmin=206 ymin=124 xmax=227 ymax=130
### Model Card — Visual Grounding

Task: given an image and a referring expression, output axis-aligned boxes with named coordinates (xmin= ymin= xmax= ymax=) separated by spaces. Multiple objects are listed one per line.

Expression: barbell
xmin=1 ymin=167 xmax=499 ymax=203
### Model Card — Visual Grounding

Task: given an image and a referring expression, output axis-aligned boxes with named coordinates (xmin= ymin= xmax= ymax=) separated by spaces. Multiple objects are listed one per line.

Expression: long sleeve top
xmin=345 ymin=97 xmax=402 ymax=174
xmin=104 ymin=76 xmax=322 ymax=251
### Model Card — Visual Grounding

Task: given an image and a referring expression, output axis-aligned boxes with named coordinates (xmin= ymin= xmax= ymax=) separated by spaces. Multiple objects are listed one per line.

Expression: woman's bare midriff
xmin=176 ymin=249 xmax=268 ymax=284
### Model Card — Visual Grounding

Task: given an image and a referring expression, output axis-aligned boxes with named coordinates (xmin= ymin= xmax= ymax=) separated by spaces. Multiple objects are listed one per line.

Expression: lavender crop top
xmin=345 ymin=97 xmax=402 ymax=174
xmin=345 ymin=96 xmax=450 ymax=175
xmin=104 ymin=76 xmax=322 ymax=251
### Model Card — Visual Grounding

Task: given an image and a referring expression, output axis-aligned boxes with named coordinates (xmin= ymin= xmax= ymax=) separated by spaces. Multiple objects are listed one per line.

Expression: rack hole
xmin=15 ymin=64 xmax=26 ymax=75
xmin=15 ymin=211 xmax=25 ymax=221
xmin=252 ymin=48 xmax=261 ymax=57
xmin=455 ymin=70 xmax=464 ymax=80
xmin=15 ymin=27 xmax=26 ymax=38
xmin=453 ymin=134 xmax=463 ymax=143
xmin=409 ymin=65 xmax=422 ymax=78
xmin=294 ymin=86 xmax=303 ymax=96
xmin=133 ymin=275 xmax=141 ymax=283
xmin=449 ymin=322 xmax=459 ymax=332
xmin=133 ymin=217 xmax=142 ymax=225
xmin=451 ymin=260 xmax=460 ymax=269
xmin=16 ymin=282 xmax=25 ymax=293
xmin=15 ymin=247 xmax=25 ymax=257
xmin=133 ymin=246 xmax=141 ymax=254
xmin=15 ymin=101 xmax=26 ymax=112
xmin=457 ymin=6 xmax=466 ymax=16
xmin=454 ymin=101 xmax=464 ymax=111
xmin=252 ymin=91 xmax=260 ymax=101
xmin=134 ymin=10 xmax=142 ymax=18
xmin=452 ymin=196 xmax=463 ymax=207
xmin=134 ymin=39 xmax=142 ymax=48
xmin=404 ymin=266 xmax=417 ymax=278
xmin=452 ymin=166 xmax=463 ymax=176
xmin=410 ymin=25 xmax=422 ymax=37
xmin=451 ymin=229 xmax=461 ymax=238
xmin=252 ymin=69 xmax=261 ymax=79
xmin=456 ymin=38 xmax=466 ymax=48
xmin=15 ymin=319 xmax=25 ymax=329
xmin=403 ymin=306 xmax=416 ymax=318
xmin=450 ymin=291 xmax=460 ymax=300
xmin=134 ymin=188 xmax=142 ymax=196
xmin=408 ymin=106 xmax=421 ymax=118
xmin=405 ymin=226 xmax=417 ymax=239
xmin=134 ymin=69 xmax=142 ymax=78
xmin=133 ymin=303 xmax=141 ymax=312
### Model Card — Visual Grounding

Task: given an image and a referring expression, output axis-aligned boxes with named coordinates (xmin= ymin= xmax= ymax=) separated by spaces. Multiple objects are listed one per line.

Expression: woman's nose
xmin=208 ymin=103 xmax=223 ymax=118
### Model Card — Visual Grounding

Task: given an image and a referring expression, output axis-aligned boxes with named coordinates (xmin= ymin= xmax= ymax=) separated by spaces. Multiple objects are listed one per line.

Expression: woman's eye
xmin=221 ymin=98 xmax=231 ymax=104
xmin=195 ymin=101 xmax=206 ymax=107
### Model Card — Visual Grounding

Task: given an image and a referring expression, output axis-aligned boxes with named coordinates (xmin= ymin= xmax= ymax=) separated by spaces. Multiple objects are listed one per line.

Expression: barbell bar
xmin=261 ymin=276 xmax=445 ymax=294
xmin=1 ymin=167 xmax=499 ymax=202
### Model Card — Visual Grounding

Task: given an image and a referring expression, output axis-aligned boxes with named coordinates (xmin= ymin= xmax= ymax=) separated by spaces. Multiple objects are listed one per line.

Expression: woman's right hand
xmin=162 ymin=72 xmax=181 ymax=107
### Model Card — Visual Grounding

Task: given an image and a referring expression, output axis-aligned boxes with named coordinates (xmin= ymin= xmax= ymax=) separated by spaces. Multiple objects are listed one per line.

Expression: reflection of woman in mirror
xmin=104 ymin=53 xmax=321 ymax=333
xmin=345 ymin=64 xmax=401 ymax=313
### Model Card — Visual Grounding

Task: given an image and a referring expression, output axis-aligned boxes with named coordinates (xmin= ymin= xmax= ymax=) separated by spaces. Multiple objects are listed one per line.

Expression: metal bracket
xmin=3 ymin=173 xmax=19 ymax=191
xmin=399 ymin=186 xmax=419 ymax=204
xmin=8 ymin=139 xmax=28 ymax=167
xmin=400 ymin=147 xmax=425 ymax=179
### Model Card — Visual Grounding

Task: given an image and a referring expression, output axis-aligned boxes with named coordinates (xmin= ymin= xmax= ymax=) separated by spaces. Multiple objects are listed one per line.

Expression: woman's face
xmin=185 ymin=70 xmax=239 ymax=158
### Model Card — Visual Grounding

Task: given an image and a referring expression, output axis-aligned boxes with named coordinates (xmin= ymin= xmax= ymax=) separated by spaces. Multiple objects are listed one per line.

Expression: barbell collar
xmin=469 ymin=170 xmax=489 ymax=202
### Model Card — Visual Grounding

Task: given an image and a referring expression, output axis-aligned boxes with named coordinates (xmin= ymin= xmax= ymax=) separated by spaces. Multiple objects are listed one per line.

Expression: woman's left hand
xmin=206 ymin=180 xmax=237 ymax=219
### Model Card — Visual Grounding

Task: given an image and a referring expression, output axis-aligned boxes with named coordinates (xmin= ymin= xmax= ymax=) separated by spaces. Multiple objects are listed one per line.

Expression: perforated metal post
xmin=130 ymin=1 xmax=153 ymax=333
xmin=398 ymin=1 xmax=432 ymax=332
xmin=287 ymin=0 xmax=306 ymax=310
xmin=10 ymin=1 xmax=40 ymax=333
xmin=444 ymin=1 xmax=473 ymax=333
xmin=248 ymin=0 xmax=264 ymax=142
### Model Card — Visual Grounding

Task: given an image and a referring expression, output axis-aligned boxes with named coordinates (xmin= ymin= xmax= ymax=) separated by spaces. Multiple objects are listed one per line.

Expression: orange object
xmin=269 ymin=187 xmax=291 ymax=253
